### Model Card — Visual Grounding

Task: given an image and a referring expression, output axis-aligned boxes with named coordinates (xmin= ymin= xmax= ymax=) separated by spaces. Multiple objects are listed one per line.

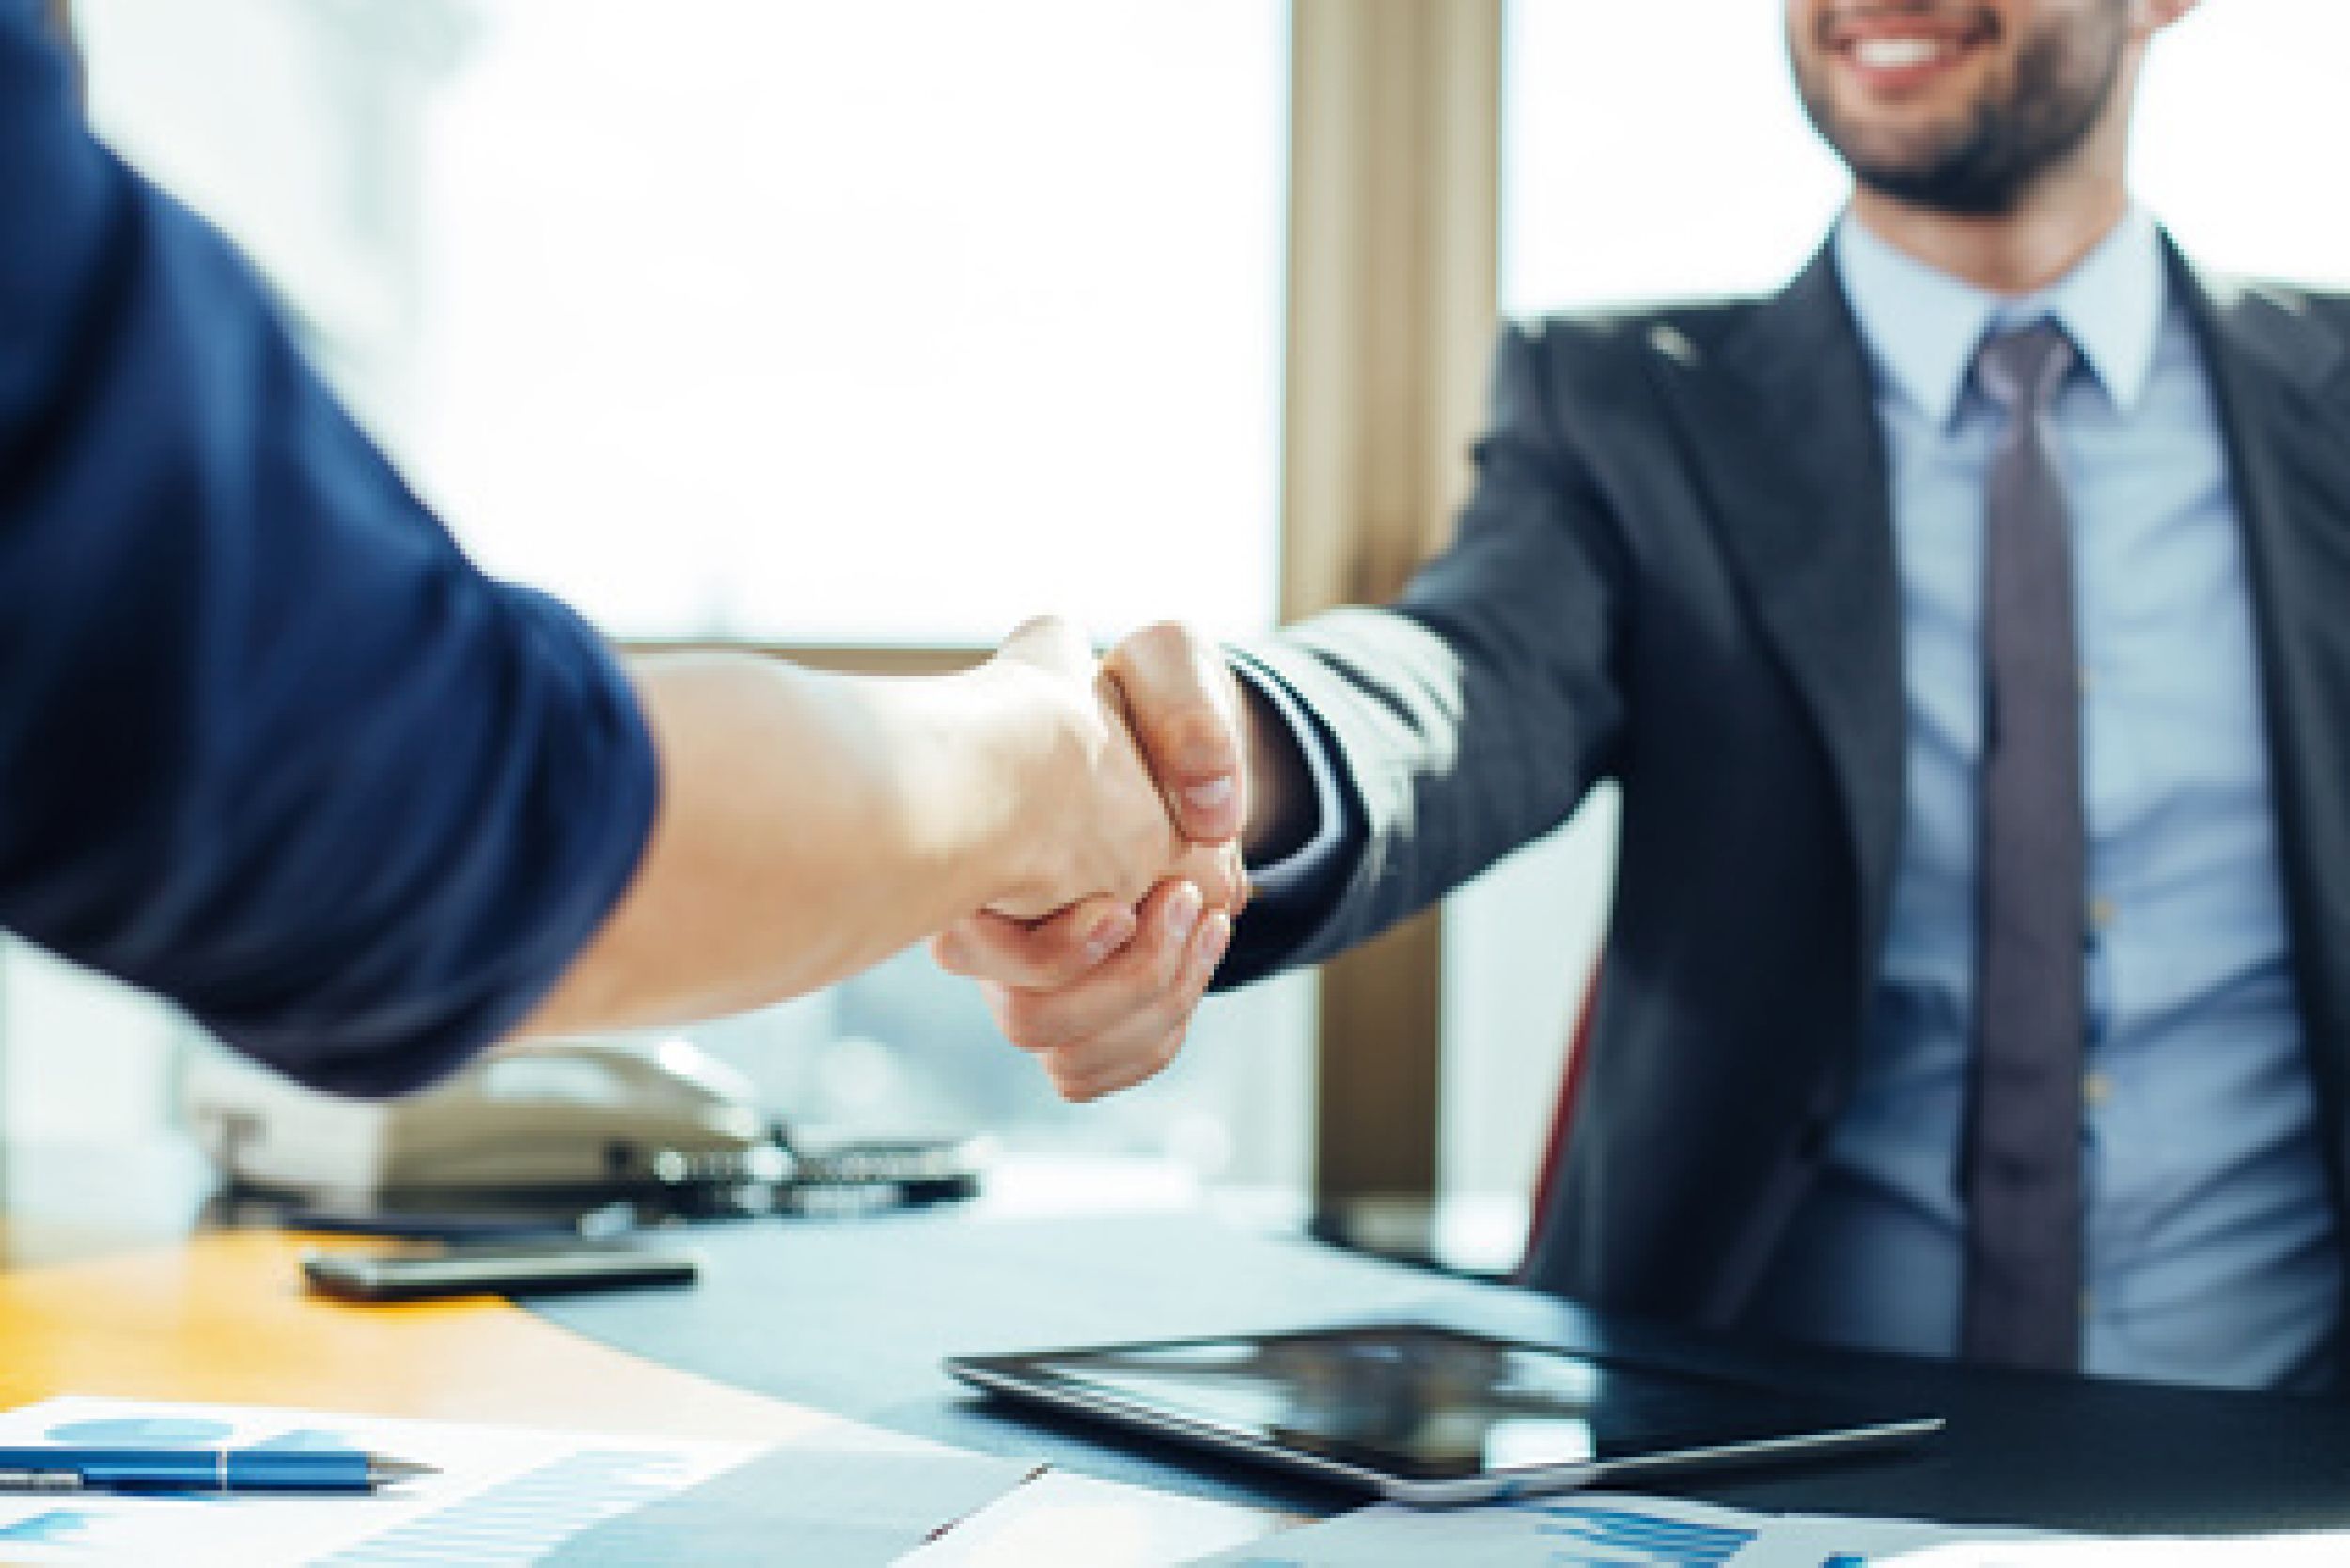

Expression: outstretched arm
xmin=523 ymin=620 xmax=1243 ymax=1040
xmin=0 ymin=18 xmax=1233 ymax=1093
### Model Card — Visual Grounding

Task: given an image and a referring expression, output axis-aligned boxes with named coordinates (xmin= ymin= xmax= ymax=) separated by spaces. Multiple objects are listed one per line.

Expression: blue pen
xmin=0 ymin=1446 xmax=436 ymax=1494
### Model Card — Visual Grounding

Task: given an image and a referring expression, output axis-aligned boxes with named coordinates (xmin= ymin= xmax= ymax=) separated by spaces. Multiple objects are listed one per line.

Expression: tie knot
xmin=1975 ymin=321 xmax=2075 ymax=414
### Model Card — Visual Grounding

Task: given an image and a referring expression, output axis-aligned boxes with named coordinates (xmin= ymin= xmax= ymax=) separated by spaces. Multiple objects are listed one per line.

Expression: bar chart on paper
xmin=1200 ymin=1495 xmax=1766 ymax=1567
xmin=1501 ymin=1501 xmax=1757 ymax=1563
xmin=0 ymin=1396 xmax=759 ymax=1566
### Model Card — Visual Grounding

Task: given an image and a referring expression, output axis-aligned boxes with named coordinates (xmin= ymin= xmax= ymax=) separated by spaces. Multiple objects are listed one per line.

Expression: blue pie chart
xmin=0 ymin=1512 xmax=97 ymax=1543
xmin=42 ymin=1416 xmax=236 ymax=1447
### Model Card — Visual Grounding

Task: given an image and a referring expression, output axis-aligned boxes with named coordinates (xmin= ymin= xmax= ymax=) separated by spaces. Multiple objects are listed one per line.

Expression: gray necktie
xmin=1964 ymin=321 xmax=2087 ymax=1372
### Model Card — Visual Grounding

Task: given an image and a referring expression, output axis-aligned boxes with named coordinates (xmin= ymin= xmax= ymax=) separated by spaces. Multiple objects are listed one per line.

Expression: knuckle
xmin=941 ymin=918 xmax=1033 ymax=983
xmin=1183 ymin=851 xmax=1240 ymax=912
xmin=1011 ymin=927 xmax=1088 ymax=989
xmin=1036 ymin=946 xmax=1099 ymax=991
xmin=1124 ymin=620 xmax=1193 ymax=664
xmin=995 ymin=992 xmax=1070 ymax=1054
xmin=1158 ymin=709 xmax=1232 ymax=774
xmin=1111 ymin=623 xmax=1211 ymax=698
xmin=1021 ymin=925 xmax=1088 ymax=988
xmin=1149 ymin=924 xmax=1194 ymax=994
xmin=1147 ymin=987 xmax=1200 ymax=1045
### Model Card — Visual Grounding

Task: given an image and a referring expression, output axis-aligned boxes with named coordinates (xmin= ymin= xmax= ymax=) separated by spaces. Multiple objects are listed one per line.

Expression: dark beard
xmin=1797 ymin=9 xmax=2128 ymax=216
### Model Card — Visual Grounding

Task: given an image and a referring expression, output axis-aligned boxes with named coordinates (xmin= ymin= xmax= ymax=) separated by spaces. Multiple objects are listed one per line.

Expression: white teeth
xmin=1854 ymin=36 xmax=1947 ymax=69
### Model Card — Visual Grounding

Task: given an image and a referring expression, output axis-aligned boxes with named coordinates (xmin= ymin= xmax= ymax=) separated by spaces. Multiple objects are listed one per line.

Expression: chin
xmin=1829 ymin=118 xmax=1983 ymax=186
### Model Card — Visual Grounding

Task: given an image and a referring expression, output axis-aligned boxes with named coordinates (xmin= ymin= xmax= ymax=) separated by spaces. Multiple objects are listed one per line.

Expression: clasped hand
xmin=953 ymin=620 xmax=1252 ymax=1101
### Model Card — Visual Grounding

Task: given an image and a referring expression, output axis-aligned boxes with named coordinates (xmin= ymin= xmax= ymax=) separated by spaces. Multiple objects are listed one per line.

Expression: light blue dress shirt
xmin=1744 ymin=210 xmax=2341 ymax=1390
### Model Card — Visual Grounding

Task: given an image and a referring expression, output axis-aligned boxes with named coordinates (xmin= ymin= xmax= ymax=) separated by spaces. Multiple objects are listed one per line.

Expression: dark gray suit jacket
xmin=1224 ymin=240 xmax=2350 ymax=1335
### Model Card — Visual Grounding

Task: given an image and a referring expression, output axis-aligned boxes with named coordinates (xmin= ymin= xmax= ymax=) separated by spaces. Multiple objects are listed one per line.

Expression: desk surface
xmin=7 ymin=1143 xmax=2349 ymax=1547
xmin=534 ymin=1206 xmax=2350 ymax=1537
xmin=0 ymin=1144 xmax=1292 ymax=1563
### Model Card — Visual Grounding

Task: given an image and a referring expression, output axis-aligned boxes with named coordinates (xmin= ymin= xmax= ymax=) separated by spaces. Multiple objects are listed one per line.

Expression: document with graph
xmin=0 ymin=1395 xmax=760 ymax=1566
xmin=0 ymin=1401 xmax=1020 ymax=1568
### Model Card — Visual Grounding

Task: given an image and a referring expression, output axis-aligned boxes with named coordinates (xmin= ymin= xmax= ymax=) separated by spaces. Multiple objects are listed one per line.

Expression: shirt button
xmin=2083 ymin=1072 xmax=2112 ymax=1108
xmin=2079 ymin=666 xmax=2098 ymax=696
xmin=2081 ymin=1289 xmax=2097 ymax=1319
xmin=2088 ymin=896 xmax=2117 ymax=933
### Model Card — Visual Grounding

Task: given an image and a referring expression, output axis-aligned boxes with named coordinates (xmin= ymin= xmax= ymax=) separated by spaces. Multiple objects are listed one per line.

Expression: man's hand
xmin=939 ymin=622 xmax=1282 ymax=1102
xmin=979 ymin=617 xmax=1246 ymax=921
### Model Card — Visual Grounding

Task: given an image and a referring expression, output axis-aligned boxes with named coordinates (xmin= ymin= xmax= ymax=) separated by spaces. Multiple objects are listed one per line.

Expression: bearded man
xmin=942 ymin=0 xmax=2350 ymax=1393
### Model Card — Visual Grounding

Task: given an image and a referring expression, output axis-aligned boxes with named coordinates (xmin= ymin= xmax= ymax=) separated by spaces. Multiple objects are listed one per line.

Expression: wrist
xmin=1238 ymin=675 xmax=1314 ymax=864
xmin=962 ymin=655 xmax=1086 ymax=911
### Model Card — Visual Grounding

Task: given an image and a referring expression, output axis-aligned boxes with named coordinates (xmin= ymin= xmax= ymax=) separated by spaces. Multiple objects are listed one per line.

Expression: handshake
xmin=947 ymin=616 xmax=1278 ymax=1103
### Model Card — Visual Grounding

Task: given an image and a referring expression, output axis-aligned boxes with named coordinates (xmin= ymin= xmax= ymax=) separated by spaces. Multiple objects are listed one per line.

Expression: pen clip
xmin=0 ymin=1469 xmax=86 ymax=1492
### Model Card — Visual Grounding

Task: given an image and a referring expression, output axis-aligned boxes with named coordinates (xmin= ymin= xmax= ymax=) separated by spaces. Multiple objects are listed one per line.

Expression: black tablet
xmin=947 ymin=1323 xmax=1941 ymax=1506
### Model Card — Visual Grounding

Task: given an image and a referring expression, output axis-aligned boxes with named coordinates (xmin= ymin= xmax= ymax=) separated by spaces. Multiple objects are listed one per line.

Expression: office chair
xmin=1515 ymin=973 xmax=1598 ymax=1288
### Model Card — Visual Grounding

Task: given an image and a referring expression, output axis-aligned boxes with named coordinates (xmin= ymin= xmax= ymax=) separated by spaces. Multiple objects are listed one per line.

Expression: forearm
xmin=517 ymin=651 xmax=1054 ymax=1037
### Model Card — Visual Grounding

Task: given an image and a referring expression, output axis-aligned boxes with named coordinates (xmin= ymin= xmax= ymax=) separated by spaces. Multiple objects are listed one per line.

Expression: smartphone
xmin=301 ymin=1239 xmax=699 ymax=1302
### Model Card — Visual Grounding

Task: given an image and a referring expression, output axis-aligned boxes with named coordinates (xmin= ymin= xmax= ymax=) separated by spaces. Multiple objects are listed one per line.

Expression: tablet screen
xmin=958 ymin=1325 xmax=1923 ymax=1483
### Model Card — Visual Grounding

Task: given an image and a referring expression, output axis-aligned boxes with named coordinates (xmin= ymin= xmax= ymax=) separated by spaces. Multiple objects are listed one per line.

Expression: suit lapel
xmin=2174 ymin=247 xmax=2350 ymax=1181
xmin=1651 ymin=248 xmax=1908 ymax=1009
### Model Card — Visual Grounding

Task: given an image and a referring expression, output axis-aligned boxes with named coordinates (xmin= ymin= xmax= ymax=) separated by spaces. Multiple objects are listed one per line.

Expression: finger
xmin=1041 ymin=1029 xmax=1174 ymax=1103
xmin=1040 ymin=909 xmax=1230 ymax=1101
xmin=994 ymin=613 xmax=1093 ymax=679
xmin=1169 ymin=840 xmax=1250 ymax=915
xmin=995 ymin=879 xmax=1203 ymax=1053
xmin=931 ymin=898 xmax=1136 ymax=989
xmin=1105 ymin=622 xmax=1246 ymax=844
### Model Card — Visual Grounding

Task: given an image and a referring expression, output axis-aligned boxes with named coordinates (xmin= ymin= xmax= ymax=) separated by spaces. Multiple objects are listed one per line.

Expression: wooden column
xmin=1282 ymin=0 xmax=1501 ymax=1206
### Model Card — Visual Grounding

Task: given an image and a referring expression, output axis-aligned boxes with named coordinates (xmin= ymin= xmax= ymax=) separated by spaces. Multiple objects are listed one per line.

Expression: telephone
xmin=185 ymin=1035 xmax=983 ymax=1215
xmin=187 ymin=1035 xmax=787 ymax=1200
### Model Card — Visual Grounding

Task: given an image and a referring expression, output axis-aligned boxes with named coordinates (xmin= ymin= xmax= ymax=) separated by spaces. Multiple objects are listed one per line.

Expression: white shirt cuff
xmin=1229 ymin=653 xmax=1349 ymax=900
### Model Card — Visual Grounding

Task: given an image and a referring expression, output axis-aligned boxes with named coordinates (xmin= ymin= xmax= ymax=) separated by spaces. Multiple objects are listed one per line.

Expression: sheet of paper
xmin=0 ymin=1395 xmax=1031 ymax=1567
xmin=1192 ymin=1491 xmax=2350 ymax=1567
xmin=546 ymin=1435 xmax=1038 ymax=1566
xmin=1831 ymin=1527 xmax=2350 ymax=1565
xmin=895 ymin=1467 xmax=1285 ymax=1568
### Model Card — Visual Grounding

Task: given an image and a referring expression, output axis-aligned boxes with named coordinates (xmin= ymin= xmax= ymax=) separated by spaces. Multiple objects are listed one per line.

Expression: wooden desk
xmin=0 ymin=1139 xmax=812 ymax=1445
xmin=0 ymin=1228 xmax=819 ymax=1444
xmin=23 ymin=1146 xmax=2350 ymax=1557
xmin=0 ymin=1147 xmax=1290 ymax=1564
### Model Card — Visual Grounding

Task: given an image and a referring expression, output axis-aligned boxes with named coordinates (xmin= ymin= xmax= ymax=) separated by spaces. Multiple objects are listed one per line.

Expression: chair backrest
xmin=1514 ymin=972 xmax=1598 ymax=1287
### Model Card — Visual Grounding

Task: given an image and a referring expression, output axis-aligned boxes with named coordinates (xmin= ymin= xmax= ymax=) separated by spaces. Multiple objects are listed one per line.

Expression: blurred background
xmin=11 ymin=0 xmax=2348 ymax=1264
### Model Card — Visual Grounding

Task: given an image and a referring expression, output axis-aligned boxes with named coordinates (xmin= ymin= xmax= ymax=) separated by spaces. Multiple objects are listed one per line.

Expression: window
xmin=14 ymin=0 xmax=1307 ymax=1193
xmin=407 ymin=1 xmax=1288 ymax=644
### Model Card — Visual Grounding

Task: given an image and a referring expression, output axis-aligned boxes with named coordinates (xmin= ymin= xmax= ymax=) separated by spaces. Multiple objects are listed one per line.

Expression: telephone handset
xmin=374 ymin=1036 xmax=791 ymax=1194
xmin=187 ymin=1034 xmax=983 ymax=1215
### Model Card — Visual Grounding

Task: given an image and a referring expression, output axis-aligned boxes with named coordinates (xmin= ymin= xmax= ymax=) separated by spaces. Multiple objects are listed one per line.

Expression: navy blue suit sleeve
xmin=0 ymin=9 xmax=659 ymax=1095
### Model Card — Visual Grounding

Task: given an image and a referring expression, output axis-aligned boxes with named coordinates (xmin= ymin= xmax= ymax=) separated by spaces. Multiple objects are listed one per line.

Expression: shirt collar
xmin=1830 ymin=205 xmax=2165 ymax=428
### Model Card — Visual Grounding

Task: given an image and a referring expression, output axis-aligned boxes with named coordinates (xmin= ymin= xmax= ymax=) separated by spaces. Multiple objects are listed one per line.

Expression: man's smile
xmin=1825 ymin=7 xmax=2000 ymax=96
